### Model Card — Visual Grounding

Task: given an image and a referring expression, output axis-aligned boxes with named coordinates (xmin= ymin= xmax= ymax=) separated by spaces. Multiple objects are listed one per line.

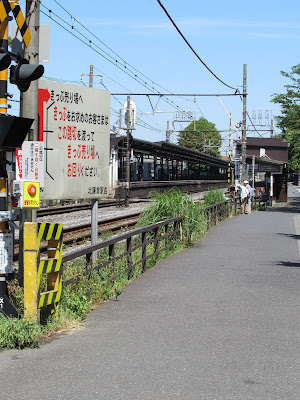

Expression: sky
xmin=10 ymin=0 xmax=300 ymax=155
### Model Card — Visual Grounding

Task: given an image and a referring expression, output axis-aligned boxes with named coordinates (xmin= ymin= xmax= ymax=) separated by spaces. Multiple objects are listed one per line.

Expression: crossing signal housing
xmin=0 ymin=49 xmax=11 ymax=71
xmin=10 ymin=58 xmax=44 ymax=92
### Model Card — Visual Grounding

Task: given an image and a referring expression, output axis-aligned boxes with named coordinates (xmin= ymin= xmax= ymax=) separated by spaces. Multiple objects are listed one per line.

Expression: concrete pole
xmin=18 ymin=1 xmax=40 ymax=286
xmin=21 ymin=0 xmax=41 ymax=223
xmin=125 ymin=96 xmax=131 ymax=207
xmin=241 ymin=64 xmax=247 ymax=182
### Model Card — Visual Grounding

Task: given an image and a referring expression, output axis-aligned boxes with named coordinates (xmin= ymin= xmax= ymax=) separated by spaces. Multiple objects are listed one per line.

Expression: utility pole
xmin=17 ymin=0 xmax=40 ymax=287
xmin=125 ymin=96 xmax=131 ymax=207
xmin=241 ymin=64 xmax=247 ymax=182
xmin=166 ymin=121 xmax=170 ymax=142
xmin=89 ymin=66 xmax=97 ymax=261
xmin=228 ymin=113 xmax=232 ymax=187
xmin=82 ymin=65 xmax=102 ymax=262
xmin=21 ymin=0 xmax=40 ymax=223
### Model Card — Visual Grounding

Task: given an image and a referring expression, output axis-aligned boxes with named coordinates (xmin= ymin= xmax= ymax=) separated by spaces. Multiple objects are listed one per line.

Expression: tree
xmin=177 ymin=117 xmax=222 ymax=158
xmin=271 ymin=64 xmax=300 ymax=171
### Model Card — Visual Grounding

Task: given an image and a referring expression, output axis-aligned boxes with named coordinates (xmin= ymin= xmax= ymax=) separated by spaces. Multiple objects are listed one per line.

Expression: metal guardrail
xmin=62 ymin=199 xmax=234 ymax=288
xmin=62 ymin=216 xmax=182 ymax=286
xmin=202 ymin=199 xmax=232 ymax=229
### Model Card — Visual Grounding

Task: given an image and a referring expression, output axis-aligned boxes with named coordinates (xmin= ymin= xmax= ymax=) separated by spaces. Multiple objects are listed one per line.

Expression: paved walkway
xmin=1 ymin=188 xmax=300 ymax=399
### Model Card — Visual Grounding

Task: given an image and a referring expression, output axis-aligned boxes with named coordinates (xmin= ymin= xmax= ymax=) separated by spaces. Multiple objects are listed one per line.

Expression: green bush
xmin=202 ymin=189 xmax=225 ymax=207
xmin=138 ymin=188 xmax=206 ymax=246
xmin=0 ymin=315 xmax=41 ymax=349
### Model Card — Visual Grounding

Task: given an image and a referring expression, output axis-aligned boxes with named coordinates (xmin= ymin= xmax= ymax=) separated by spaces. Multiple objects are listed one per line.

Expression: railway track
xmin=37 ymin=199 xmax=148 ymax=217
xmin=14 ymin=212 xmax=141 ymax=260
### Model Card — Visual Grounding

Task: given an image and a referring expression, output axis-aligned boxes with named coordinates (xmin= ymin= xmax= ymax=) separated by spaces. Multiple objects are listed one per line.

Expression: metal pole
xmin=88 ymin=65 xmax=98 ymax=262
xmin=252 ymin=154 xmax=255 ymax=195
xmin=0 ymin=17 xmax=19 ymax=317
xmin=241 ymin=64 xmax=247 ymax=182
xmin=166 ymin=121 xmax=170 ymax=142
xmin=0 ymin=16 xmax=9 ymax=303
xmin=125 ymin=96 xmax=131 ymax=207
xmin=228 ymin=113 xmax=231 ymax=188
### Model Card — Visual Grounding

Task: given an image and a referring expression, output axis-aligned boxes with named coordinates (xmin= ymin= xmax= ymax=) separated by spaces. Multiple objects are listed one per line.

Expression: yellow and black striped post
xmin=23 ymin=222 xmax=38 ymax=320
xmin=0 ymin=1 xmax=31 ymax=47
xmin=0 ymin=15 xmax=9 ymax=114
xmin=37 ymin=223 xmax=63 ymax=309
xmin=0 ymin=15 xmax=9 ymax=310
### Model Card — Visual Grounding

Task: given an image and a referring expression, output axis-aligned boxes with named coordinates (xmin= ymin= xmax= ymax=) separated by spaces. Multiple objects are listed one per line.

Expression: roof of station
xmin=124 ymin=138 xmax=228 ymax=168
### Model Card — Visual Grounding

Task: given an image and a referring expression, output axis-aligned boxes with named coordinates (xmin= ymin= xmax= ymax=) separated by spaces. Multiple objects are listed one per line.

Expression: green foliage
xmin=138 ymin=188 xmax=206 ymax=246
xmin=202 ymin=189 xmax=225 ymax=207
xmin=0 ymin=189 xmax=232 ymax=350
xmin=178 ymin=117 xmax=222 ymax=158
xmin=7 ymin=279 xmax=24 ymax=315
xmin=271 ymin=64 xmax=300 ymax=170
xmin=0 ymin=315 xmax=41 ymax=349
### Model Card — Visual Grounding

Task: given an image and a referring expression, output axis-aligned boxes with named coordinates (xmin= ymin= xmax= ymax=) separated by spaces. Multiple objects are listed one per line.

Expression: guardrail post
xmin=126 ymin=237 xmax=132 ymax=278
xmin=165 ymin=223 xmax=169 ymax=248
xmin=109 ymin=243 xmax=115 ymax=278
xmin=24 ymin=222 xmax=38 ymax=321
xmin=141 ymin=232 xmax=147 ymax=272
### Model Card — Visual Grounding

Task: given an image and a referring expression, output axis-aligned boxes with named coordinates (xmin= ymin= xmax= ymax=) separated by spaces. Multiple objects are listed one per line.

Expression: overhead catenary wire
xmin=156 ymin=0 xmax=238 ymax=91
xmin=40 ymin=2 xmax=185 ymax=112
xmin=40 ymin=1 xmax=244 ymax=147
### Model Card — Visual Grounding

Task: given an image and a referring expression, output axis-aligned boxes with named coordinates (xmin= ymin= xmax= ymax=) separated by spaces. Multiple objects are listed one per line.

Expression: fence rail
xmin=62 ymin=199 xmax=233 ymax=289
xmin=62 ymin=216 xmax=182 ymax=286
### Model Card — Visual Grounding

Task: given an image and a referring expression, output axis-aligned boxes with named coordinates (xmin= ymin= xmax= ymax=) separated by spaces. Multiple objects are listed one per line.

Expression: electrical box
xmin=12 ymin=180 xmax=40 ymax=209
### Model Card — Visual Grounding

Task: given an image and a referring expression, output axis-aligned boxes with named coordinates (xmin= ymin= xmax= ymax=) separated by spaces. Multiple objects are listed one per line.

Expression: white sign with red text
xmin=16 ymin=148 xmax=22 ymax=179
xmin=38 ymin=81 xmax=110 ymax=200
xmin=21 ymin=141 xmax=44 ymax=187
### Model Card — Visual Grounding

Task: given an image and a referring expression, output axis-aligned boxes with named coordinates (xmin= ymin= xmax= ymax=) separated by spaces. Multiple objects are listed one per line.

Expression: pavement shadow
xmin=266 ymin=204 xmax=300 ymax=214
xmin=277 ymin=261 xmax=300 ymax=268
xmin=277 ymin=232 xmax=300 ymax=240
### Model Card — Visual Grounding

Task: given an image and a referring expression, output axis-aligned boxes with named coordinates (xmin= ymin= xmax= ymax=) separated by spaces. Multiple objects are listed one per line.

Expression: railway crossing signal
xmin=0 ymin=0 xmax=44 ymax=92
xmin=0 ymin=49 xmax=10 ymax=70
xmin=10 ymin=57 xmax=44 ymax=92
xmin=0 ymin=0 xmax=31 ymax=47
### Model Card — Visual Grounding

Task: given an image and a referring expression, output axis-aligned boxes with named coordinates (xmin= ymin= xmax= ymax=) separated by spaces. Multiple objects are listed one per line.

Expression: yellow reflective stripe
xmin=55 ymin=224 xmax=63 ymax=240
xmin=0 ymin=1 xmax=8 ymax=22
xmin=46 ymin=224 xmax=55 ymax=240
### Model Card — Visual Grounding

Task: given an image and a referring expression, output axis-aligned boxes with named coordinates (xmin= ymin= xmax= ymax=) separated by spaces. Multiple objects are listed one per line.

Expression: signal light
xmin=11 ymin=195 xmax=18 ymax=208
xmin=0 ymin=50 xmax=11 ymax=71
xmin=10 ymin=58 xmax=44 ymax=92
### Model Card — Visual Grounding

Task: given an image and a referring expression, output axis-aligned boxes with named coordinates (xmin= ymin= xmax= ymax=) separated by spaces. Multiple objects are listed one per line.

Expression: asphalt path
xmin=1 ymin=186 xmax=300 ymax=400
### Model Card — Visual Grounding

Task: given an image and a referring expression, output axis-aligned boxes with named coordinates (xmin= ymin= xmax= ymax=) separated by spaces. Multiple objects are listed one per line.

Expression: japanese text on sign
xmin=39 ymin=81 xmax=110 ymax=200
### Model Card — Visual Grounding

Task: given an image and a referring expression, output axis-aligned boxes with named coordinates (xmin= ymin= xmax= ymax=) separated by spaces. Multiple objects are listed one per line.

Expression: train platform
xmin=1 ymin=185 xmax=300 ymax=399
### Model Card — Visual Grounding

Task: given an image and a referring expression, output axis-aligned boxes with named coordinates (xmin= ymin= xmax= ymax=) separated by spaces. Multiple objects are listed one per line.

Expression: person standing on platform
xmin=244 ymin=180 xmax=252 ymax=214
xmin=237 ymin=183 xmax=249 ymax=214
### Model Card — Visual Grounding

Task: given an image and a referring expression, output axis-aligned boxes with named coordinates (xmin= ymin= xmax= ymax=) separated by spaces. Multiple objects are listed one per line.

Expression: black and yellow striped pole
xmin=0 ymin=16 xmax=9 ymax=312
xmin=0 ymin=16 xmax=20 ymax=318
xmin=0 ymin=14 xmax=9 ymax=114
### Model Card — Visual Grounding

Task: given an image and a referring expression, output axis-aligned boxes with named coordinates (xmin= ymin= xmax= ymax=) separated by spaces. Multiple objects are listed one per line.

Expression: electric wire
xmin=156 ymin=0 xmax=237 ymax=91
xmin=40 ymin=2 xmax=185 ymax=112
xmin=94 ymin=66 xmax=166 ymax=134
xmin=51 ymin=0 xmax=191 ymax=102
xmin=40 ymin=1 xmax=242 ymax=145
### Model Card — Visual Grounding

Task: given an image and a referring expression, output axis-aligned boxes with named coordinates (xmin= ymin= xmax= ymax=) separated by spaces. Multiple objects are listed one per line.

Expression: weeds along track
xmin=14 ymin=212 xmax=141 ymax=260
